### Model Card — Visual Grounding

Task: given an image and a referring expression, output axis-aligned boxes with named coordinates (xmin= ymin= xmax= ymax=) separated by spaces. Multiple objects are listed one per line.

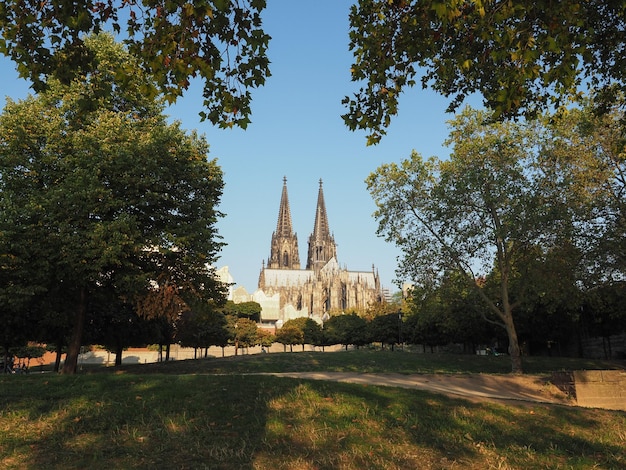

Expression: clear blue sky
xmin=0 ymin=1 xmax=473 ymax=294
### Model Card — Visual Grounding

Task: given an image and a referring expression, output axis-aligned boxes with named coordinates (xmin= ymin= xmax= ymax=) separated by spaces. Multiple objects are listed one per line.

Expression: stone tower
xmin=267 ymin=176 xmax=300 ymax=269
xmin=306 ymin=179 xmax=337 ymax=272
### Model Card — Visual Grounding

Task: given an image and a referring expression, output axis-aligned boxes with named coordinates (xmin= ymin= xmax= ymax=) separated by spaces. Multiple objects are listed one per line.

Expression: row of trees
xmin=275 ymin=313 xmax=403 ymax=352
xmin=405 ymin=272 xmax=626 ymax=358
xmin=0 ymin=299 xmax=263 ymax=371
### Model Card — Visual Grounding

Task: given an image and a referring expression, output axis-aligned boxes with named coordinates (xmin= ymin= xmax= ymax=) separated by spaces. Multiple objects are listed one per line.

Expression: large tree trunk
xmin=476 ymin=263 xmax=524 ymax=374
xmin=502 ymin=308 xmax=523 ymax=374
xmin=2 ymin=344 xmax=9 ymax=373
xmin=114 ymin=341 xmax=123 ymax=366
xmin=54 ymin=339 xmax=64 ymax=372
xmin=61 ymin=288 xmax=87 ymax=374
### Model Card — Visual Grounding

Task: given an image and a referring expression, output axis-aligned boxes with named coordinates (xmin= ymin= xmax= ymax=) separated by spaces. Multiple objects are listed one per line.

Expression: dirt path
xmin=263 ymin=372 xmax=574 ymax=406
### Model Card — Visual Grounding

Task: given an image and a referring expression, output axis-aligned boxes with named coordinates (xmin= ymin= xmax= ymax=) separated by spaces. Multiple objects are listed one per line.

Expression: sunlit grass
xmin=1 ymin=351 xmax=624 ymax=469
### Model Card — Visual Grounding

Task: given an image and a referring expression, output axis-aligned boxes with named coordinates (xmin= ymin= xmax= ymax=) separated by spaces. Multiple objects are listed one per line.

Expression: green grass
xmin=109 ymin=348 xmax=623 ymax=376
xmin=1 ymin=351 xmax=624 ymax=469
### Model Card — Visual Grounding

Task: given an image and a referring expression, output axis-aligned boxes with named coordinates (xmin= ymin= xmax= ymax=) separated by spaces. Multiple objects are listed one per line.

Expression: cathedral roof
xmin=345 ymin=271 xmax=378 ymax=288
xmin=262 ymin=268 xmax=314 ymax=287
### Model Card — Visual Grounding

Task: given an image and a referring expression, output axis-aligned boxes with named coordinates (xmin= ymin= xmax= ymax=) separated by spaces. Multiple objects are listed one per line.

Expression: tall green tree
xmin=229 ymin=317 xmax=258 ymax=354
xmin=276 ymin=317 xmax=322 ymax=351
xmin=406 ymin=271 xmax=495 ymax=353
xmin=221 ymin=300 xmax=262 ymax=322
xmin=366 ymin=107 xmax=591 ymax=373
xmin=87 ymin=288 xmax=157 ymax=366
xmin=178 ymin=300 xmax=230 ymax=358
xmin=323 ymin=313 xmax=369 ymax=350
xmin=581 ymin=283 xmax=626 ymax=359
xmin=504 ymin=243 xmax=582 ymax=356
xmin=368 ymin=313 xmax=402 ymax=350
xmin=345 ymin=0 xmax=626 ymax=144
xmin=0 ymin=34 xmax=226 ymax=374
xmin=570 ymin=103 xmax=626 ymax=284
xmin=0 ymin=0 xmax=270 ymax=129
xmin=275 ymin=322 xmax=304 ymax=352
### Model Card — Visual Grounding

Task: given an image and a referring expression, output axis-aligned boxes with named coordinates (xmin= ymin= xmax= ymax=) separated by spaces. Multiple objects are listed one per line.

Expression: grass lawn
xmin=1 ymin=350 xmax=624 ymax=469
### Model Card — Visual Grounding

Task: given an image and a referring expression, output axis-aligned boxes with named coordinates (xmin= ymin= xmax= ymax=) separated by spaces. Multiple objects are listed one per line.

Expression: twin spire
xmin=275 ymin=176 xmax=294 ymax=238
xmin=269 ymin=177 xmax=337 ymax=272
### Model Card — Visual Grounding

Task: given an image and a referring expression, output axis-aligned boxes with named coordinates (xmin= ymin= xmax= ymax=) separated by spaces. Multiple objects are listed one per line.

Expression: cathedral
xmin=252 ymin=177 xmax=382 ymax=326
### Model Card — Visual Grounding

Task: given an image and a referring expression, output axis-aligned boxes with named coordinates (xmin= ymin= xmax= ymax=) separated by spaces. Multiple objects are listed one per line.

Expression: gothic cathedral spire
xmin=268 ymin=176 xmax=300 ymax=269
xmin=306 ymin=179 xmax=337 ymax=272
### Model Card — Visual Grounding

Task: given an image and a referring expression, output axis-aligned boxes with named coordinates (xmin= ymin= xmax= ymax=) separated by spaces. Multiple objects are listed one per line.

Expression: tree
xmin=275 ymin=322 xmax=303 ymax=352
xmin=221 ymin=300 xmax=262 ymax=322
xmin=368 ymin=313 xmax=402 ymax=350
xmin=323 ymin=313 xmax=369 ymax=350
xmin=0 ymin=34 xmax=226 ymax=373
xmin=366 ymin=107 xmax=594 ymax=373
xmin=363 ymin=293 xmax=407 ymax=321
xmin=581 ymin=283 xmax=626 ymax=359
xmin=87 ymin=287 xmax=157 ymax=366
xmin=30 ymin=285 xmax=77 ymax=372
xmin=570 ymin=102 xmax=626 ymax=284
xmin=504 ymin=243 xmax=583 ymax=356
xmin=177 ymin=300 xmax=230 ymax=358
xmin=203 ymin=310 xmax=232 ymax=357
xmin=0 ymin=0 xmax=270 ymax=129
xmin=299 ymin=318 xmax=324 ymax=348
xmin=256 ymin=329 xmax=275 ymax=350
xmin=229 ymin=317 xmax=258 ymax=354
xmin=136 ymin=281 xmax=190 ymax=362
xmin=345 ymin=1 xmax=626 ymax=144
xmin=276 ymin=317 xmax=322 ymax=351
xmin=405 ymin=272 xmax=495 ymax=353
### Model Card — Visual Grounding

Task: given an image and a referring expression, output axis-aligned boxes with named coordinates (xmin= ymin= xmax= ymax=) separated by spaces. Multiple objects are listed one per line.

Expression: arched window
xmin=282 ymin=251 xmax=289 ymax=266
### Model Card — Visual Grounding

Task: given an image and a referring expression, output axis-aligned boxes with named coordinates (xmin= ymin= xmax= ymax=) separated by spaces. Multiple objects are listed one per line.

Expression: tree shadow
xmin=2 ymin=374 xmax=623 ymax=469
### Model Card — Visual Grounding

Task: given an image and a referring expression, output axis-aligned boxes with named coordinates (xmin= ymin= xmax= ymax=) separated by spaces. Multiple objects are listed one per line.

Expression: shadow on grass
xmin=1 ymin=374 xmax=291 ymax=469
xmin=2 ymin=360 xmax=624 ymax=469
xmin=100 ymin=349 xmax=625 ymax=377
xmin=249 ymin=378 xmax=624 ymax=469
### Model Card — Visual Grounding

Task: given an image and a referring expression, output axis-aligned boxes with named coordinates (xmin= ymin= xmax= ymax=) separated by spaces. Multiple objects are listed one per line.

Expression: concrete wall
xmin=574 ymin=370 xmax=626 ymax=411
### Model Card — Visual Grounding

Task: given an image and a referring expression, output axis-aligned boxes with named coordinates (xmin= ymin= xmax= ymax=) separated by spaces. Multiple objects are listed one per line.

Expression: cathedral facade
xmin=253 ymin=177 xmax=382 ymax=325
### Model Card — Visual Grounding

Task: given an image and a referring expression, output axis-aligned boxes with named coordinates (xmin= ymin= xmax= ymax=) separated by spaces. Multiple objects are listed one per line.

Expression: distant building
xmin=215 ymin=266 xmax=235 ymax=300
xmin=253 ymin=177 xmax=382 ymax=326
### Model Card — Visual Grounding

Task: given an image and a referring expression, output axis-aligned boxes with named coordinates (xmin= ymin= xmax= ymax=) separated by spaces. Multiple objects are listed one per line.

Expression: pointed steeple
xmin=267 ymin=177 xmax=300 ymax=270
xmin=276 ymin=176 xmax=294 ymax=237
xmin=306 ymin=179 xmax=337 ymax=272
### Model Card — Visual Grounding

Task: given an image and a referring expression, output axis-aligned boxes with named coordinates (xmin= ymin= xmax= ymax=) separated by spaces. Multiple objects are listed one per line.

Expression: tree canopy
xmin=0 ymin=34 xmax=226 ymax=373
xmin=0 ymin=0 xmax=270 ymax=129
xmin=345 ymin=0 xmax=626 ymax=144
xmin=366 ymin=106 xmax=617 ymax=372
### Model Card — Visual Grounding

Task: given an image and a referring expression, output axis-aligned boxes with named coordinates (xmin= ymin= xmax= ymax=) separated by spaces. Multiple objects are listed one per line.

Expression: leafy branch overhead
xmin=0 ymin=0 xmax=271 ymax=129
xmin=344 ymin=0 xmax=626 ymax=144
